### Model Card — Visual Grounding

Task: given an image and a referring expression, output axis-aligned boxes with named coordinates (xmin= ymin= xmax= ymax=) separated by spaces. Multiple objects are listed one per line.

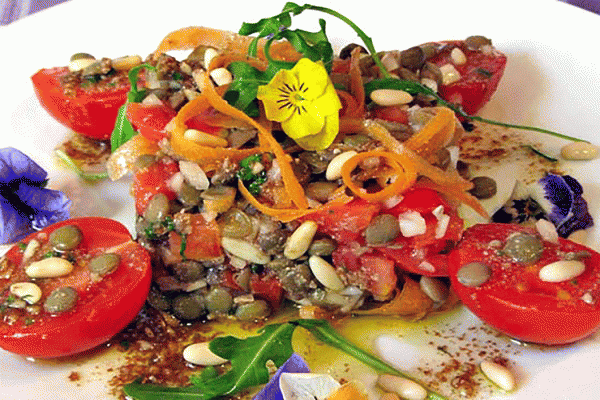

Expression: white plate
xmin=1 ymin=0 xmax=599 ymax=399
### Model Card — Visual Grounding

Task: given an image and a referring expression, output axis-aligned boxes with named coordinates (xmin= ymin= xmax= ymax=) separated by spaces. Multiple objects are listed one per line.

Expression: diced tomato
xmin=449 ymin=223 xmax=600 ymax=345
xmin=132 ymin=157 xmax=179 ymax=215
xmin=250 ymin=273 xmax=284 ymax=310
xmin=168 ymin=214 xmax=223 ymax=261
xmin=429 ymin=40 xmax=507 ymax=115
xmin=0 ymin=218 xmax=151 ymax=358
xmin=126 ymin=103 xmax=177 ymax=142
xmin=359 ymin=256 xmax=397 ymax=300
xmin=31 ymin=67 xmax=130 ymax=140
xmin=303 ymin=199 xmax=381 ymax=244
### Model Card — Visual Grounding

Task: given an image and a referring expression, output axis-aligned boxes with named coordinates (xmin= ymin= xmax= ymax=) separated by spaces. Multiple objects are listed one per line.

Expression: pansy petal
xmin=16 ymin=185 xmax=71 ymax=230
xmin=252 ymin=353 xmax=311 ymax=400
xmin=294 ymin=113 xmax=340 ymax=151
xmin=0 ymin=147 xmax=47 ymax=183
xmin=0 ymin=196 xmax=33 ymax=244
xmin=257 ymin=69 xmax=300 ymax=122
xmin=293 ymin=59 xmax=329 ymax=100
xmin=311 ymin=83 xmax=342 ymax=116
xmin=282 ymin=108 xmax=324 ymax=140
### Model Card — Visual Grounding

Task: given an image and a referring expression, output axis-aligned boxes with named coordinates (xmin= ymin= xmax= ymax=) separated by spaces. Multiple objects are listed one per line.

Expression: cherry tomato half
xmin=0 ymin=217 xmax=151 ymax=358
xmin=449 ymin=223 xmax=600 ymax=345
xmin=31 ymin=67 xmax=130 ymax=140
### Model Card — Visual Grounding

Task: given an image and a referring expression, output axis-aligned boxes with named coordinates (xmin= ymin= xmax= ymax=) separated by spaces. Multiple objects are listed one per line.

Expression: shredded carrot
xmin=348 ymin=47 xmax=365 ymax=116
xmin=340 ymin=150 xmax=417 ymax=202
xmin=336 ymin=90 xmax=361 ymax=118
xmin=353 ymin=276 xmax=433 ymax=316
xmin=404 ymin=107 xmax=456 ymax=161
xmin=201 ymin=72 xmax=309 ymax=209
xmin=152 ymin=26 xmax=301 ymax=62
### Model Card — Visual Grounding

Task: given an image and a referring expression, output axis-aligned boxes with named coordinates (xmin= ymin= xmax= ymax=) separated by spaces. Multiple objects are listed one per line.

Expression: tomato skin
xmin=31 ymin=67 xmax=130 ymax=140
xmin=250 ymin=273 xmax=284 ymax=310
xmin=429 ymin=41 xmax=507 ymax=115
xmin=168 ymin=214 xmax=223 ymax=261
xmin=132 ymin=158 xmax=179 ymax=215
xmin=126 ymin=103 xmax=177 ymax=142
xmin=0 ymin=218 xmax=151 ymax=358
xmin=449 ymin=223 xmax=600 ymax=345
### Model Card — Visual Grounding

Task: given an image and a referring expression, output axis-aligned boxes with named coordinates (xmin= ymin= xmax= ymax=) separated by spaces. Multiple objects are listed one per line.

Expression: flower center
xmin=277 ymin=82 xmax=309 ymax=115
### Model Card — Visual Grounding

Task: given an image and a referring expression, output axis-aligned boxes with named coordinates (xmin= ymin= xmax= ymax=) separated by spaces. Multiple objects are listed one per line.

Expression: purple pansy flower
xmin=253 ymin=353 xmax=311 ymax=400
xmin=0 ymin=147 xmax=71 ymax=244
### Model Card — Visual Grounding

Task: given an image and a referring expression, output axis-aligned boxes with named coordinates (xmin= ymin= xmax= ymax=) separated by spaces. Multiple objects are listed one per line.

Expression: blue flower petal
xmin=0 ymin=147 xmax=47 ymax=184
xmin=0 ymin=195 xmax=34 ymax=244
xmin=538 ymin=174 xmax=594 ymax=238
xmin=16 ymin=185 xmax=71 ymax=231
xmin=253 ymin=353 xmax=311 ymax=400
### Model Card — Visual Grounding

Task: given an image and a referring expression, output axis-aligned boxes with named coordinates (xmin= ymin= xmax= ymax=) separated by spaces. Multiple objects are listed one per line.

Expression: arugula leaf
xmin=364 ymin=78 xmax=585 ymax=142
xmin=110 ymin=64 xmax=156 ymax=152
xmin=123 ymin=319 xmax=449 ymax=400
xmin=226 ymin=62 xmax=278 ymax=114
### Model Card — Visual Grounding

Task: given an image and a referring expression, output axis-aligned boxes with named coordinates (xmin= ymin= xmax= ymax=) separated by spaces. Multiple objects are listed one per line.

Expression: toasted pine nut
xmin=308 ymin=255 xmax=344 ymax=291
xmin=111 ymin=55 xmax=143 ymax=71
xmin=450 ymin=47 xmax=467 ymax=65
xmin=22 ymin=239 xmax=40 ymax=261
xmin=10 ymin=282 xmax=42 ymax=305
xmin=419 ymin=276 xmax=449 ymax=303
xmin=284 ymin=221 xmax=318 ymax=260
xmin=377 ymin=374 xmax=427 ymax=400
xmin=561 ymin=141 xmax=599 ymax=160
xmin=221 ymin=237 xmax=270 ymax=264
xmin=183 ymin=129 xmax=228 ymax=147
xmin=535 ymin=219 xmax=558 ymax=244
xmin=210 ymin=68 xmax=233 ymax=86
xmin=179 ymin=161 xmax=210 ymax=191
xmin=480 ymin=360 xmax=516 ymax=391
xmin=538 ymin=260 xmax=585 ymax=283
xmin=25 ymin=257 xmax=74 ymax=279
xmin=193 ymin=69 xmax=209 ymax=92
xmin=326 ymin=150 xmax=358 ymax=181
xmin=370 ymin=89 xmax=413 ymax=107
xmin=183 ymin=342 xmax=228 ymax=366
xmin=439 ymin=64 xmax=461 ymax=85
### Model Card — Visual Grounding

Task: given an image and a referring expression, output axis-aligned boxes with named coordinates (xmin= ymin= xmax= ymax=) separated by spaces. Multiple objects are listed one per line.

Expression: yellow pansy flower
xmin=257 ymin=58 xmax=342 ymax=151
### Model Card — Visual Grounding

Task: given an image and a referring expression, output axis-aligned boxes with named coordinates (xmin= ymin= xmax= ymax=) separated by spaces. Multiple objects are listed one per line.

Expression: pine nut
xmin=561 ymin=141 xmax=599 ymax=160
xmin=210 ymin=68 xmax=233 ymax=86
xmin=204 ymin=48 xmax=220 ymax=70
xmin=535 ymin=219 xmax=558 ymax=243
xmin=419 ymin=276 xmax=449 ymax=303
xmin=284 ymin=221 xmax=318 ymax=260
xmin=479 ymin=360 xmax=516 ymax=391
xmin=9 ymin=282 xmax=42 ymax=305
xmin=183 ymin=129 xmax=228 ymax=147
xmin=326 ymin=150 xmax=358 ymax=181
xmin=568 ymin=229 xmax=588 ymax=245
xmin=450 ymin=47 xmax=467 ymax=65
xmin=193 ymin=69 xmax=209 ymax=91
xmin=420 ymin=77 xmax=438 ymax=93
xmin=22 ymin=239 xmax=40 ymax=261
xmin=377 ymin=374 xmax=427 ymax=400
xmin=221 ymin=237 xmax=270 ymax=264
xmin=179 ymin=161 xmax=210 ymax=191
xmin=538 ymin=260 xmax=585 ymax=283
xmin=111 ymin=55 xmax=143 ymax=71
xmin=25 ymin=257 xmax=74 ymax=279
xmin=68 ymin=58 xmax=96 ymax=72
xmin=308 ymin=255 xmax=344 ymax=291
xmin=370 ymin=89 xmax=413 ymax=106
xmin=183 ymin=342 xmax=227 ymax=366
xmin=439 ymin=64 xmax=461 ymax=85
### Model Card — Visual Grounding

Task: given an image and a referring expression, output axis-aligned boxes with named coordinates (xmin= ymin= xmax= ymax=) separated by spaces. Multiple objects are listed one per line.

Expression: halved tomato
xmin=0 ymin=217 xmax=151 ymax=358
xmin=449 ymin=223 xmax=600 ymax=345
xmin=31 ymin=67 xmax=130 ymax=140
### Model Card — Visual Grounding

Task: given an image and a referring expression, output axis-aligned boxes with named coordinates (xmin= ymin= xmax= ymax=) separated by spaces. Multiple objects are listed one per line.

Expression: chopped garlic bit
xmin=432 ymin=205 xmax=450 ymax=239
xmin=398 ymin=211 xmax=426 ymax=237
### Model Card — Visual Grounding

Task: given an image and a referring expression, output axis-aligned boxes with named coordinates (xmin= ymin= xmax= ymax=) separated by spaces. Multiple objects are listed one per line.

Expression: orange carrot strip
xmin=337 ymin=90 xmax=361 ymax=119
xmin=152 ymin=26 xmax=301 ymax=62
xmin=404 ymin=107 xmax=456 ymax=160
xmin=340 ymin=150 xmax=417 ymax=202
xmin=201 ymin=73 xmax=309 ymax=209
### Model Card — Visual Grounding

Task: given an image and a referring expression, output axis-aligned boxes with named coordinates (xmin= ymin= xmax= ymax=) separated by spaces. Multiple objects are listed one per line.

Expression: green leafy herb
xmin=364 ymin=78 xmax=585 ymax=142
xmin=123 ymin=319 xmax=448 ymax=400
xmin=110 ymin=64 xmax=156 ymax=152
xmin=237 ymin=154 xmax=267 ymax=195
xmin=55 ymin=150 xmax=109 ymax=181
xmin=524 ymin=145 xmax=558 ymax=162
